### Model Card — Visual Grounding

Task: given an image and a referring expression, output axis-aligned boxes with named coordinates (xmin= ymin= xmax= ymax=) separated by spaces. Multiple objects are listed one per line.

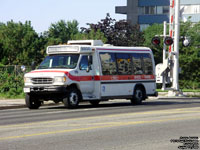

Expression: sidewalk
xmin=0 ymin=99 xmax=58 ymax=110
xmin=158 ymin=91 xmax=200 ymax=97
xmin=0 ymin=99 xmax=25 ymax=110
xmin=0 ymin=92 xmax=199 ymax=110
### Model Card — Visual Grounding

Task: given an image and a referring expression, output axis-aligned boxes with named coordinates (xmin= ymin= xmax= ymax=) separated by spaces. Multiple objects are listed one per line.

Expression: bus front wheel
xmin=63 ymin=88 xmax=80 ymax=109
xmin=25 ymin=94 xmax=41 ymax=109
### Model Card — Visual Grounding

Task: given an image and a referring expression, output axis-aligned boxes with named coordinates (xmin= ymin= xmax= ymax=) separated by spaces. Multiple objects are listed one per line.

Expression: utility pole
xmin=161 ymin=21 xmax=167 ymax=91
xmin=172 ymin=0 xmax=180 ymax=91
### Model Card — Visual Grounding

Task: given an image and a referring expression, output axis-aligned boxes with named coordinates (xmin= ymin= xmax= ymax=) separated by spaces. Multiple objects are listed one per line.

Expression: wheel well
xmin=66 ymin=84 xmax=82 ymax=100
xmin=66 ymin=84 xmax=79 ymax=90
xmin=134 ymin=84 xmax=146 ymax=98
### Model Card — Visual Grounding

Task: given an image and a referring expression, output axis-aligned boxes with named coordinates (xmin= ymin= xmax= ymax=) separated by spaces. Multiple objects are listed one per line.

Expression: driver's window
xmin=79 ymin=55 xmax=89 ymax=70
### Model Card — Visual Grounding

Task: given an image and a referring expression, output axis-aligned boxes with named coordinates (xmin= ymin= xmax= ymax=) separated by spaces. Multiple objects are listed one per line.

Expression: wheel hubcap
xmin=69 ymin=92 xmax=78 ymax=105
xmin=135 ymin=90 xmax=142 ymax=100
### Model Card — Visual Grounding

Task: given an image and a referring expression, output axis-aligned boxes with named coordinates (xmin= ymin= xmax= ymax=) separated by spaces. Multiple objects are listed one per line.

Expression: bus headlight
xmin=24 ymin=77 xmax=31 ymax=83
xmin=54 ymin=76 xmax=67 ymax=83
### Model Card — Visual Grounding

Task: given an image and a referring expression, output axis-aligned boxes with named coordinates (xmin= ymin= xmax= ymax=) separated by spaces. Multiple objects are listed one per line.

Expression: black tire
xmin=63 ymin=88 xmax=80 ymax=109
xmin=89 ymin=100 xmax=100 ymax=106
xmin=25 ymin=94 xmax=41 ymax=109
xmin=131 ymin=86 xmax=145 ymax=105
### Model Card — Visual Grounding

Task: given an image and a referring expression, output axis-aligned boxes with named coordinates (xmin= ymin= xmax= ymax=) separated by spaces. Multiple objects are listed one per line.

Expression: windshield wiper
xmin=38 ymin=66 xmax=49 ymax=69
xmin=51 ymin=66 xmax=71 ymax=69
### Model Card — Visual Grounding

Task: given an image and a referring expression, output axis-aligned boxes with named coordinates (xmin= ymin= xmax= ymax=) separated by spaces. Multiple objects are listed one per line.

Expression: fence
xmin=0 ymin=65 xmax=32 ymax=76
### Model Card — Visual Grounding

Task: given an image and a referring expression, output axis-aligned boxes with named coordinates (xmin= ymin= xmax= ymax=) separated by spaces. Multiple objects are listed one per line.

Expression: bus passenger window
xmin=132 ymin=53 xmax=143 ymax=75
xmin=142 ymin=54 xmax=153 ymax=75
xmin=100 ymin=52 xmax=117 ymax=75
xmin=116 ymin=53 xmax=132 ymax=75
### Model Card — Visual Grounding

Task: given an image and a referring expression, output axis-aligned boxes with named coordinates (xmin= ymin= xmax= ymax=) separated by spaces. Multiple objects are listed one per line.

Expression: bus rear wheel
xmin=131 ymin=87 xmax=145 ymax=105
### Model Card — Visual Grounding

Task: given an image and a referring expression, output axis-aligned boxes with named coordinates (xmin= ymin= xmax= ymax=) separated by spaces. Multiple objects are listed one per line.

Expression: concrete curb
xmin=0 ymin=100 xmax=61 ymax=110
xmin=0 ymin=105 xmax=26 ymax=110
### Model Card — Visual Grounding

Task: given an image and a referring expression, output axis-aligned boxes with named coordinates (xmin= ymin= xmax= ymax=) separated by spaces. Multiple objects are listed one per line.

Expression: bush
xmin=179 ymin=80 xmax=200 ymax=90
xmin=0 ymin=71 xmax=24 ymax=98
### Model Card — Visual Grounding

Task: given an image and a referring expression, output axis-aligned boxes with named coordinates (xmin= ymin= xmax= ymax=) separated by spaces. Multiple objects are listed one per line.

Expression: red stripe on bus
xmin=30 ymin=70 xmax=155 ymax=81
xmin=99 ymin=75 xmax=155 ymax=80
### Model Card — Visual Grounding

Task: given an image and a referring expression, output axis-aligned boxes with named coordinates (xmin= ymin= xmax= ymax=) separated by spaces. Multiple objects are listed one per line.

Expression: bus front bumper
xmin=24 ymin=86 xmax=67 ymax=94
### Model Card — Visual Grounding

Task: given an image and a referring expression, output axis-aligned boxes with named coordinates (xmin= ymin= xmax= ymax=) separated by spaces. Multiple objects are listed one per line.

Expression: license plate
xmin=24 ymin=88 xmax=30 ymax=93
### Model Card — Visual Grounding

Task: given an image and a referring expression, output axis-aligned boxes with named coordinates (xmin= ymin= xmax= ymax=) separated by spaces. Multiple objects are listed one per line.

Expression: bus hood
xmin=24 ymin=69 xmax=71 ymax=78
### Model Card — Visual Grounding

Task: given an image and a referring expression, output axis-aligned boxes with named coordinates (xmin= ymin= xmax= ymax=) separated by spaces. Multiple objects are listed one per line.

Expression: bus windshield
xmin=38 ymin=54 xmax=80 ymax=69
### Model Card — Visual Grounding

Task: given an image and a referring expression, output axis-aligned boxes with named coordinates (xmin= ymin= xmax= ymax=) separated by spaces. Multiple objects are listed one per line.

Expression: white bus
xmin=24 ymin=40 xmax=157 ymax=109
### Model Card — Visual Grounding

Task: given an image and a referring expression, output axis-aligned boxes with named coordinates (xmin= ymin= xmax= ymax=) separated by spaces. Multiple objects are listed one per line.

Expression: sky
xmin=0 ymin=0 xmax=127 ymax=33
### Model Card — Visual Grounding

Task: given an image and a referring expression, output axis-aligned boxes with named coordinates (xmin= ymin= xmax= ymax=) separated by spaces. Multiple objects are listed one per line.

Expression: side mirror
xmin=86 ymin=67 xmax=90 ymax=72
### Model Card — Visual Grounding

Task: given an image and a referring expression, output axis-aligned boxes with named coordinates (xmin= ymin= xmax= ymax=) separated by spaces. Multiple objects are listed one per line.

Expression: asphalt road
xmin=0 ymin=98 xmax=200 ymax=150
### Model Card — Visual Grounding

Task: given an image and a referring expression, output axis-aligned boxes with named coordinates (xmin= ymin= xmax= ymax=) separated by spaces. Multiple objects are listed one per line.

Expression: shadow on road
xmin=45 ymin=98 xmax=200 ymax=110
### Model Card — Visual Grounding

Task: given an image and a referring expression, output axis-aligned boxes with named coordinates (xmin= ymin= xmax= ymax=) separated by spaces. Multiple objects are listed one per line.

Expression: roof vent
xmin=67 ymin=40 xmax=104 ymax=46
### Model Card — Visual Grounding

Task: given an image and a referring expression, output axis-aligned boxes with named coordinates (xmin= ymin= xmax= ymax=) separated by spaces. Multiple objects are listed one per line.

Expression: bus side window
xmin=99 ymin=52 xmax=117 ymax=75
xmin=142 ymin=54 xmax=153 ymax=75
xmin=132 ymin=53 xmax=143 ymax=75
xmin=116 ymin=53 xmax=132 ymax=75
xmin=79 ymin=55 xmax=91 ymax=71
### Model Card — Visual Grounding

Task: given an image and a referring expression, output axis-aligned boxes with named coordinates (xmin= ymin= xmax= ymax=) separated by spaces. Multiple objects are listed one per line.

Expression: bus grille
xmin=31 ymin=78 xmax=53 ymax=84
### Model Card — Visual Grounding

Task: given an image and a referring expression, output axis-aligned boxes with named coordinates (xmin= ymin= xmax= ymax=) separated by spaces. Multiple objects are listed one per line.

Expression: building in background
xmin=116 ymin=0 xmax=200 ymax=30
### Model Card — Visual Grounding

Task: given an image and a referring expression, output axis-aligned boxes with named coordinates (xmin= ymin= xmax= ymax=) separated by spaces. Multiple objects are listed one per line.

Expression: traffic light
xmin=152 ymin=36 xmax=174 ymax=46
xmin=164 ymin=37 xmax=173 ymax=46
xmin=151 ymin=37 xmax=160 ymax=46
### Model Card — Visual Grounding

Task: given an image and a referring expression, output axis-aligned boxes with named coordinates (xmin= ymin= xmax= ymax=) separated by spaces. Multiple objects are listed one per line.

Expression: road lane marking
xmin=0 ymin=107 xmax=200 ymax=129
xmin=0 ymin=105 xmax=133 ymax=120
xmin=0 ymin=115 xmax=200 ymax=141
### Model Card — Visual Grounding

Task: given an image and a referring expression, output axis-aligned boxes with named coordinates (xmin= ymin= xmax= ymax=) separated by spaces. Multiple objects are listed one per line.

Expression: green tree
xmin=82 ymin=13 xmax=144 ymax=46
xmin=143 ymin=24 xmax=163 ymax=64
xmin=73 ymin=29 xmax=107 ymax=43
xmin=46 ymin=20 xmax=79 ymax=45
xmin=0 ymin=20 xmax=44 ymax=65
xmin=179 ymin=21 xmax=200 ymax=89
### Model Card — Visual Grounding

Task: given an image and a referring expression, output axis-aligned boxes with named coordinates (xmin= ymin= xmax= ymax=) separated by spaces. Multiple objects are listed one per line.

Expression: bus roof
xmin=95 ymin=46 xmax=152 ymax=53
xmin=47 ymin=40 xmax=152 ymax=55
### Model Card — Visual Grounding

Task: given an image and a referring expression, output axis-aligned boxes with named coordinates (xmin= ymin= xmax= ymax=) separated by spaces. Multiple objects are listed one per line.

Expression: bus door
xmin=78 ymin=54 xmax=95 ymax=94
